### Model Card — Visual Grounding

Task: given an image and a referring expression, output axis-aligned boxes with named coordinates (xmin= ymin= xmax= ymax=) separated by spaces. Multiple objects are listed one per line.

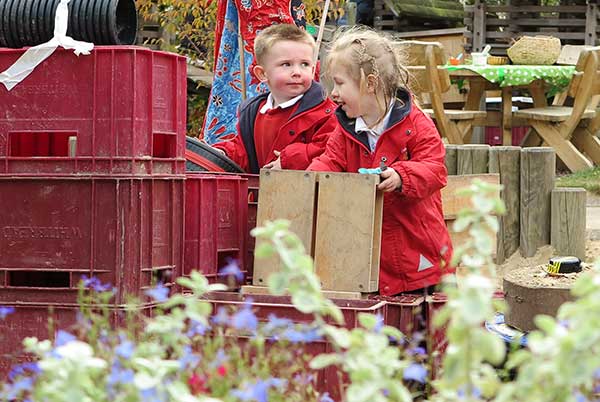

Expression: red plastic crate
xmin=184 ymin=174 xmax=248 ymax=284
xmin=243 ymin=174 xmax=259 ymax=282
xmin=485 ymin=126 xmax=530 ymax=146
xmin=0 ymin=176 xmax=184 ymax=304
xmin=0 ymin=46 xmax=187 ymax=175
xmin=202 ymin=292 xmax=424 ymax=400
xmin=0 ymin=302 xmax=156 ymax=379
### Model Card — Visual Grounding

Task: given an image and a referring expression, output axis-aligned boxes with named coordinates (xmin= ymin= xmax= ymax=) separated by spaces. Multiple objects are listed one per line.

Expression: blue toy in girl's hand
xmin=358 ymin=167 xmax=383 ymax=175
xmin=358 ymin=161 xmax=388 ymax=175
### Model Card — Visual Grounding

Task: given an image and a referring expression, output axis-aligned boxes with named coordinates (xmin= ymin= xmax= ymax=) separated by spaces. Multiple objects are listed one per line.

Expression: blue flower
xmin=574 ymin=392 xmax=588 ymax=402
xmin=8 ymin=362 xmax=40 ymax=381
xmin=107 ymin=362 xmax=134 ymax=386
xmin=186 ymin=319 xmax=209 ymax=337
xmin=0 ymin=306 xmax=15 ymax=319
xmin=139 ymin=387 xmax=166 ymax=402
xmin=81 ymin=275 xmax=113 ymax=292
xmin=319 ymin=392 xmax=335 ymax=402
xmin=145 ymin=283 xmax=169 ymax=302
xmin=209 ymin=348 xmax=228 ymax=369
xmin=231 ymin=378 xmax=287 ymax=402
xmin=231 ymin=299 xmax=258 ymax=332
xmin=407 ymin=346 xmax=426 ymax=356
xmin=5 ymin=377 xmax=34 ymax=400
xmin=115 ymin=338 xmax=135 ymax=359
xmin=178 ymin=346 xmax=201 ymax=369
xmin=457 ymin=386 xmax=481 ymax=399
xmin=282 ymin=327 xmax=322 ymax=343
xmin=219 ymin=259 xmax=244 ymax=281
xmin=403 ymin=363 xmax=427 ymax=383
xmin=293 ymin=373 xmax=315 ymax=386
xmin=211 ymin=307 xmax=230 ymax=326
xmin=55 ymin=330 xmax=76 ymax=346
xmin=373 ymin=313 xmax=384 ymax=333
xmin=262 ymin=314 xmax=293 ymax=335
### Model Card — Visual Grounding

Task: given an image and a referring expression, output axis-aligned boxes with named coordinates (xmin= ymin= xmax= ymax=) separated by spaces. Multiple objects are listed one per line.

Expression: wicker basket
xmin=487 ymin=56 xmax=509 ymax=65
xmin=507 ymin=36 xmax=561 ymax=65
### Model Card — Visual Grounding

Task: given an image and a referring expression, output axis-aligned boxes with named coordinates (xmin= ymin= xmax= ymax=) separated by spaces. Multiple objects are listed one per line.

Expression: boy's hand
xmin=377 ymin=168 xmax=402 ymax=192
xmin=263 ymin=150 xmax=282 ymax=170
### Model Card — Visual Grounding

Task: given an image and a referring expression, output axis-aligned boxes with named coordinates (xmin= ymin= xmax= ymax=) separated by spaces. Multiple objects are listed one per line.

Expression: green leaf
xmin=309 ymin=353 xmax=342 ymax=369
xmin=254 ymin=242 xmax=275 ymax=259
xmin=267 ymin=272 xmax=288 ymax=295
xmin=534 ymin=314 xmax=557 ymax=334
xmin=291 ymin=290 xmax=323 ymax=314
xmin=381 ymin=326 xmax=404 ymax=342
xmin=324 ymin=326 xmax=351 ymax=349
xmin=358 ymin=313 xmax=377 ymax=330
xmin=478 ymin=331 xmax=506 ymax=365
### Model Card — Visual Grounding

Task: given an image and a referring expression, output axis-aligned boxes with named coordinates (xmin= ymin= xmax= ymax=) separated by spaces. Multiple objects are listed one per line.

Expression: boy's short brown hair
xmin=254 ymin=24 xmax=316 ymax=65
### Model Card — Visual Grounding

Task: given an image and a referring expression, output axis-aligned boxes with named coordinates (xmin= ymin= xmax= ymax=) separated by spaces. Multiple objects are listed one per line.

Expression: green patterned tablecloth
xmin=445 ymin=65 xmax=576 ymax=95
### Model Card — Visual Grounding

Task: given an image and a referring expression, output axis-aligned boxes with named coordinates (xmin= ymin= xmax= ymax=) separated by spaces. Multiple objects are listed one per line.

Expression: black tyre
xmin=185 ymin=136 xmax=245 ymax=173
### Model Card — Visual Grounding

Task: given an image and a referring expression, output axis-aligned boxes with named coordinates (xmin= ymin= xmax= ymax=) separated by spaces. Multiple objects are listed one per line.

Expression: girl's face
xmin=330 ymin=64 xmax=362 ymax=119
xmin=329 ymin=59 xmax=382 ymax=126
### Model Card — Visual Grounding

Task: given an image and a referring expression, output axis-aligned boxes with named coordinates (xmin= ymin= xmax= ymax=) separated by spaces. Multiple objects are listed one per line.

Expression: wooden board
xmin=441 ymin=173 xmax=500 ymax=219
xmin=252 ymin=170 xmax=318 ymax=286
xmin=313 ymin=172 xmax=383 ymax=293
xmin=241 ymin=285 xmax=363 ymax=300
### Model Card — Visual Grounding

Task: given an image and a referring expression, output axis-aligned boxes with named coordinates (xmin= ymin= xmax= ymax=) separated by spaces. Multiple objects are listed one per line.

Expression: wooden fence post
xmin=585 ymin=3 xmax=598 ymax=46
xmin=489 ymin=146 xmax=521 ymax=263
xmin=472 ymin=0 xmax=486 ymax=52
xmin=520 ymin=147 xmax=555 ymax=258
xmin=445 ymin=145 xmax=458 ymax=175
xmin=457 ymin=144 xmax=490 ymax=174
xmin=551 ymin=188 xmax=587 ymax=260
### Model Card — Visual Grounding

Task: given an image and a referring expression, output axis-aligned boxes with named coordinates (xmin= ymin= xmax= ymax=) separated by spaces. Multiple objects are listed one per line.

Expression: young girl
xmin=308 ymin=28 xmax=453 ymax=296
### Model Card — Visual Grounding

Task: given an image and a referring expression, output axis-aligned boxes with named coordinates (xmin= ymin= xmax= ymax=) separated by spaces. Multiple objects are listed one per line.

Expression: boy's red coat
xmin=308 ymin=91 xmax=453 ymax=295
xmin=215 ymin=81 xmax=337 ymax=173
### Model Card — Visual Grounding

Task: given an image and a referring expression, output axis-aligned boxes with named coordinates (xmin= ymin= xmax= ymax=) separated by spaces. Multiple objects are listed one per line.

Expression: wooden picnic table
xmin=445 ymin=64 xmax=576 ymax=145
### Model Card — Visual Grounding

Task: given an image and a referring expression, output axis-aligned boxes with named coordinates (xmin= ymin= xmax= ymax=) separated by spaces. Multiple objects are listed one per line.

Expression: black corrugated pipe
xmin=0 ymin=0 xmax=137 ymax=48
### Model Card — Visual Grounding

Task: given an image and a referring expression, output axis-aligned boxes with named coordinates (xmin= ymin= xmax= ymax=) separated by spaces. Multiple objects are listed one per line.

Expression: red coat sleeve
xmin=392 ymin=114 xmax=447 ymax=200
xmin=213 ymin=126 xmax=249 ymax=172
xmin=306 ymin=127 xmax=348 ymax=172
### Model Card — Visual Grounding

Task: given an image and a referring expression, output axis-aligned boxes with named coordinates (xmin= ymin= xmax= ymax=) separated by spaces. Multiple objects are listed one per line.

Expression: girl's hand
xmin=263 ymin=150 xmax=282 ymax=170
xmin=378 ymin=168 xmax=402 ymax=192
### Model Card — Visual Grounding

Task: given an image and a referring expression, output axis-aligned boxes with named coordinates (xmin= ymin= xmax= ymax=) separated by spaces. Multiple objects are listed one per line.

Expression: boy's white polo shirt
xmin=259 ymin=93 xmax=304 ymax=114
xmin=355 ymin=104 xmax=394 ymax=152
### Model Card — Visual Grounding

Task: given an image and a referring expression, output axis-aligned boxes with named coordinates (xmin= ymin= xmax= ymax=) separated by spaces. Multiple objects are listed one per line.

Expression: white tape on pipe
xmin=0 ymin=0 xmax=94 ymax=91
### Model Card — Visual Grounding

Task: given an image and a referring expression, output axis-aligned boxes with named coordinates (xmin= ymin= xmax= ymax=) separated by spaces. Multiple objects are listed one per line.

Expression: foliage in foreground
xmin=2 ymin=179 xmax=600 ymax=401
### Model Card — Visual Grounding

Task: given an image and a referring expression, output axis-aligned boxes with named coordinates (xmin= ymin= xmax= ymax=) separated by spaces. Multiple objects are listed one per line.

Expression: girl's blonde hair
xmin=325 ymin=28 xmax=411 ymax=118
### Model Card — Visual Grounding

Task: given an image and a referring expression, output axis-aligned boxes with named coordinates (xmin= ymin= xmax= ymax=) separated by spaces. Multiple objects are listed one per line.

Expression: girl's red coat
xmin=308 ymin=92 xmax=453 ymax=295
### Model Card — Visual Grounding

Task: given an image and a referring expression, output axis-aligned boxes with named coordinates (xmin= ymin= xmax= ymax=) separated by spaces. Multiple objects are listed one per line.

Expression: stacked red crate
xmin=184 ymin=173 xmax=248 ymax=285
xmin=0 ymin=46 xmax=187 ymax=374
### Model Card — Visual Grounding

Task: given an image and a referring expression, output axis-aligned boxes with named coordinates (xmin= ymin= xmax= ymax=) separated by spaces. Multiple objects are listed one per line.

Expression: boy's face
xmin=253 ymin=40 xmax=315 ymax=106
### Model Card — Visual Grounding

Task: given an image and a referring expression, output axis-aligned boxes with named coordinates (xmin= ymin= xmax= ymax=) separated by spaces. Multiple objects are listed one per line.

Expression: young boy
xmin=213 ymin=24 xmax=337 ymax=173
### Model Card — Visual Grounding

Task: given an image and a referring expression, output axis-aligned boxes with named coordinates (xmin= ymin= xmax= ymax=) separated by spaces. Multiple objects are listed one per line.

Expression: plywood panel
xmin=313 ymin=172 xmax=383 ymax=293
xmin=441 ymin=174 xmax=500 ymax=219
xmin=252 ymin=170 xmax=317 ymax=286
